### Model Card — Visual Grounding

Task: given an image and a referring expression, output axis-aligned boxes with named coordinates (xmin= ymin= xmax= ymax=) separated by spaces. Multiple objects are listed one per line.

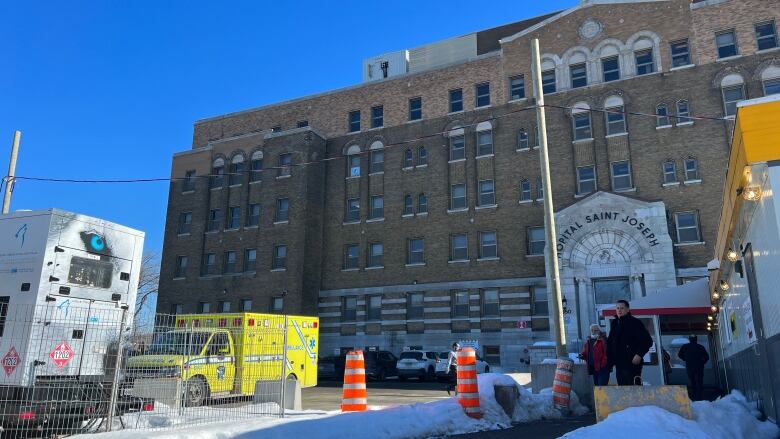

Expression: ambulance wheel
xmin=184 ymin=376 xmax=209 ymax=407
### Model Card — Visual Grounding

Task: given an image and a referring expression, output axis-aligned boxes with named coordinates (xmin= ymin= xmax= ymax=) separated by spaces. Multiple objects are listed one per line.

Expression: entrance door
xmin=743 ymin=243 xmax=777 ymax=420
xmin=593 ymin=278 xmax=631 ymax=326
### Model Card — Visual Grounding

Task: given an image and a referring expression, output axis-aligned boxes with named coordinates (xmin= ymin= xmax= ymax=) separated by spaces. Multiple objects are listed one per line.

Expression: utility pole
xmin=2 ymin=131 xmax=21 ymax=215
xmin=530 ymin=39 xmax=567 ymax=357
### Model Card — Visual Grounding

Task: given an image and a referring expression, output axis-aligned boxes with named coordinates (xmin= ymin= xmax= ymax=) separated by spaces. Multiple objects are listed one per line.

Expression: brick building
xmin=157 ymin=0 xmax=780 ymax=369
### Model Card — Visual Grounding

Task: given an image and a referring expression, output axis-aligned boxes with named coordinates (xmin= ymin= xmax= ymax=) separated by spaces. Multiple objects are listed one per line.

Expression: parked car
xmin=318 ymin=355 xmax=345 ymax=380
xmin=397 ymin=350 xmax=439 ymax=381
xmin=435 ymin=351 xmax=490 ymax=381
xmin=364 ymin=350 xmax=399 ymax=381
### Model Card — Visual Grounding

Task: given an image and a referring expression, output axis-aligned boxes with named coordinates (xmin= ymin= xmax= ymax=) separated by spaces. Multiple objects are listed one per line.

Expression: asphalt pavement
xmin=302 ymin=377 xmax=452 ymax=411
xmin=449 ymin=414 xmax=596 ymax=438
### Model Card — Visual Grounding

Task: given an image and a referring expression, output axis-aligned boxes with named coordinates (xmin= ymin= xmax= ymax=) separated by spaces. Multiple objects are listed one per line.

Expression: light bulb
xmin=711 ymin=305 xmax=718 ymax=313
xmin=712 ymin=291 xmax=720 ymax=300
xmin=727 ymin=249 xmax=738 ymax=262
xmin=720 ymin=280 xmax=729 ymax=291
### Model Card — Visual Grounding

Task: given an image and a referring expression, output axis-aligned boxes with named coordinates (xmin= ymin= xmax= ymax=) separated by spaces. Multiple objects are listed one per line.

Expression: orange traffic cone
xmin=341 ymin=350 xmax=367 ymax=412
xmin=552 ymin=357 xmax=574 ymax=410
xmin=456 ymin=347 xmax=482 ymax=419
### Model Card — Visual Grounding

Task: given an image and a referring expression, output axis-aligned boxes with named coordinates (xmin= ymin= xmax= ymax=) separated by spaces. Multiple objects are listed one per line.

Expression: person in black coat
xmin=678 ymin=335 xmax=709 ymax=401
xmin=607 ymin=300 xmax=654 ymax=386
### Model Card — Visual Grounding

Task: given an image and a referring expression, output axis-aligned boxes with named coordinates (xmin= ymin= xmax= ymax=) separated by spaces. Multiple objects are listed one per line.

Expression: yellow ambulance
xmin=125 ymin=312 xmax=319 ymax=406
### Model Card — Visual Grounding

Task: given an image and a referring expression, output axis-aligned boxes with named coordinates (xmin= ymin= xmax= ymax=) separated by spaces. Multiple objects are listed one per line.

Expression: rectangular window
xmin=297 ymin=120 xmax=309 ymax=128
xmin=199 ymin=302 xmax=211 ymax=314
xmin=201 ymin=253 xmax=216 ymax=276
xmin=756 ymin=21 xmax=778 ymax=51
xmin=223 ymin=251 xmax=237 ymax=274
xmin=229 ymin=161 xmax=244 ymax=186
xmin=370 ymin=150 xmax=384 ymax=173
xmin=606 ymin=106 xmax=627 ymax=135
xmin=677 ymin=100 xmax=692 ymax=124
xmin=478 ymin=180 xmax=496 ymax=206
xmin=227 ymin=206 xmax=241 ymax=229
xmin=527 ymin=226 xmax=545 ymax=255
xmin=219 ymin=301 xmax=231 ymax=313
xmin=509 ymin=75 xmax=525 ymax=100
xmin=475 ymin=82 xmax=490 ymax=107
xmin=174 ymin=256 xmax=188 ymax=278
xmin=520 ymin=180 xmax=532 ymax=202
xmin=368 ymin=243 xmax=384 ymax=268
xmin=479 ymin=231 xmax=497 ymax=259
xmin=477 ymin=130 xmax=493 ymax=156
xmin=765 ymin=78 xmax=780 ymax=96
xmin=449 ymin=135 xmax=465 ymax=161
xmin=670 ymin=39 xmax=691 ymax=67
xmin=171 ymin=303 xmax=184 ymax=315
xmin=417 ymin=147 xmax=427 ymax=166
xmin=722 ymin=85 xmax=745 ymax=117
xmin=684 ymin=159 xmax=699 ymax=181
xmin=573 ymin=113 xmax=592 ymax=140
xmin=271 ymin=125 xmax=281 ymax=133
xmin=635 ymin=49 xmax=655 ymax=75
xmin=484 ymin=345 xmax=501 ymax=365
xmin=418 ymin=194 xmax=428 ymax=214
xmin=348 ymin=110 xmax=361 ymax=132
xmin=207 ymin=209 xmax=221 ymax=232
xmin=537 ymin=176 xmax=544 ymax=200
xmin=244 ymin=249 xmax=257 ymax=272
xmin=570 ymin=63 xmax=587 ymax=88
xmin=407 ymin=292 xmax=424 ymax=320
xmin=240 ymin=298 xmax=253 ymax=312
xmin=371 ymin=105 xmax=383 ymax=128
xmin=369 ymin=195 xmax=384 ymax=219
xmin=344 ymin=244 xmax=359 ymax=270
xmin=657 ymin=105 xmax=671 ymax=127
xmin=611 ymin=160 xmax=633 ymax=190
xmin=452 ymin=291 xmax=470 ymax=318
xmin=482 ymin=289 xmax=499 ymax=317
xmin=594 ymin=278 xmax=631 ymax=305
xmin=178 ymin=212 xmax=192 ymax=234
xmin=250 ymin=157 xmax=263 ymax=182
xmin=450 ymin=184 xmax=466 ymax=210
xmin=517 ymin=130 xmax=529 ymax=150
xmin=348 ymin=154 xmax=361 ymax=178
xmin=272 ymin=245 xmax=287 ymax=269
xmin=343 ymin=297 xmax=357 ymax=321
xmin=271 ymin=296 xmax=284 ymax=313
xmin=602 ymin=56 xmax=620 ymax=82
xmin=577 ymin=166 xmax=596 ymax=195
xmin=345 ymin=198 xmax=360 ymax=223
xmin=716 ymin=30 xmax=738 ymax=58
xmin=183 ymin=170 xmax=196 ymax=192
xmin=210 ymin=165 xmax=224 ymax=189
xmin=367 ymin=295 xmax=382 ymax=320
xmin=449 ymin=89 xmax=463 ymax=113
xmin=451 ymin=234 xmax=468 ymax=261
xmin=278 ymin=153 xmax=292 ymax=177
xmin=663 ymin=162 xmax=678 ymax=184
xmin=542 ymin=69 xmax=556 ymax=94
xmin=407 ymin=238 xmax=424 ymax=265
xmin=675 ymin=212 xmax=701 ymax=243
xmin=275 ymin=198 xmax=289 ymax=222
xmin=533 ymin=286 xmax=548 ymax=315
xmin=247 ymin=203 xmax=261 ymax=227
xmin=403 ymin=195 xmax=414 ymax=215
xmin=409 ymin=97 xmax=422 ymax=121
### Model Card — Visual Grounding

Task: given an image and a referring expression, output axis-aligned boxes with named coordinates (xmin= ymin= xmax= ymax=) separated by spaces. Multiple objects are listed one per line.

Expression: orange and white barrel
xmin=552 ymin=357 xmax=574 ymax=410
xmin=456 ymin=347 xmax=482 ymax=419
xmin=341 ymin=350 xmax=368 ymax=412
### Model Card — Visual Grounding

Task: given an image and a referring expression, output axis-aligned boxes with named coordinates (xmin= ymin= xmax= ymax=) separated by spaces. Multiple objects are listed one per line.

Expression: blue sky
xmin=1 ymin=1 xmax=576 ymax=253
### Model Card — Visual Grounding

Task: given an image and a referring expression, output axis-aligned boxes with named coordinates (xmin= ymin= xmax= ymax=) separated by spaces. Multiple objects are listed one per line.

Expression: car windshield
xmin=145 ymin=331 xmax=211 ymax=356
xmin=400 ymin=352 xmax=423 ymax=360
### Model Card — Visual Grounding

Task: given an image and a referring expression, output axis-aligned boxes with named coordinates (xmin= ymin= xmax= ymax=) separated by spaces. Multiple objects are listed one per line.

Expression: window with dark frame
xmin=517 ymin=130 xmax=529 ymax=150
xmin=404 ymin=194 xmax=414 ymax=216
xmin=171 ymin=303 xmax=184 ymax=315
xmin=722 ymin=85 xmax=744 ymax=117
xmin=542 ymin=69 xmax=556 ymax=94
xmin=247 ymin=203 xmax=261 ymax=227
xmin=219 ymin=301 xmax=231 ymax=313
xmin=475 ymin=82 xmax=491 ymax=107
xmin=572 ymin=112 xmax=592 ymax=141
xmin=478 ymin=180 xmax=496 ymax=206
xmin=278 ymin=153 xmax=292 ymax=177
xmin=451 ymin=234 xmax=468 ymax=261
xmin=210 ymin=164 xmax=224 ymax=189
xmin=240 ymin=299 xmax=252 ymax=312
xmin=533 ymin=286 xmax=549 ymax=315
xmin=201 ymin=253 xmax=216 ymax=276
xmin=369 ymin=195 xmax=384 ymax=219
xmin=677 ymin=100 xmax=692 ymax=124
xmin=207 ymin=209 xmax=221 ymax=232
xmin=635 ymin=49 xmax=655 ymax=75
xmin=449 ymin=89 xmax=464 ymax=112
xmin=418 ymin=146 xmax=428 ymax=166
xmin=272 ymin=245 xmax=287 ymax=269
xmin=407 ymin=238 xmax=424 ymax=265
xmin=367 ymin=295 xmax=382 ymax=320
xmin=418 ymin=194 xmax=428 ymax=214
xmin=297 ymin=120 xmax=309 ymax=128
xmin=348 ymin=110 xmax=361 ymax=132
xmin=175 ymin=256 xmax=188 ymax=278
xmin=223 ymin=251 xmax=237 ymax=274
xmin=570 ymin=63 xmax=587 ymax=88
xmin=484 ymin=345 xmax=501 ymax=365
xmin=199 ymin=302 xmax=211 ymax=314
xmin=716 ymin=30 xmax=738 ymax=58
xmin=250 ymin=157 xmax=263 ymax=182
xmin=611 ymin=160 xmax=633 ymax=190
xmin=183 ymin=170 xmax=196 ymax=192
xmin=347 ymin=154 xmax=361 ymax=178
xmin=244 ymin=249 xmax=257 ymax=272
xmin=368 ymin=243 xmax=384 ymax=268
xmin=482 ymin=289 xmax=499 ymax=317
xmin=577 ymin=166 xmax=596 ymax=195
xmin=656 ymin=104 xmax=671 ymax=127
xmin=449 ymin=135 xmax=465 ymax=161
xmin=229 ymin=160 xmax=244 ymax=186
xmin=272 ymin=297 xmax=284 ymax=313
xmin=179 ymin=212 xmax=192 ymax=234
xmin=605 ymin=106 xmax=627 ymax=135
xmin=344 ymin=244 xmax=359 ymax=270
xmin=527 ymin=227 xmax=545 ymax=255
xmin=663 ymin=161 xmax=678 ymax=184
xmin=509 ymin=75 xmax=525 ymax=100
xmin=370 ymin=149 xmax=384 ymax=173
xmin=450 ymin=184 xmax=466 ymax=210
xmin=764 ymin=77 xmax=780 ymax=96
xmin=228 ymin=206 xmax=241 ymax=229
xmin=409 ymin=97 xmax=422 ymax=121
xmin=756 ymin=21 xmax=778 ymax=51
xmin=407 ymin=293 xmax=424 ymax=319
xmin=670 ymin=40 xmax=691 ymax=67
xmin=275 ymin=198 xmax=290 ymax=222
xmin=602 ymin=56 xmax=620 ymax=82
xmin=404 ymin=148 xmax=413 ymax=168
xmin=520 ymin=179 xmax=532 ymax=202
xmin=345 ymin=198 xmax=360 ymax=223
xmin=684 ymin=158 xmax=699 ymax=181
xmin=479 ymin=231 xmax=497 ymax=259
xmin=675 ymin=212 xmax=701 ymax=243
xmin=371 ymin=105 xmax=384 ymax=128
xmin=477 ymin=129 xmax=493 ymax=156
xmin=452 ymin=291 xmax=469 ymax=318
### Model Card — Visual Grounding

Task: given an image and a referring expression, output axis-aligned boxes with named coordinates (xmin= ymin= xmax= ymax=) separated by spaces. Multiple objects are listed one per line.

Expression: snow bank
xmin=76 ymin=374 xmax=588 ymax=439
xmin=562 ymin=391 xmax=779 ymax=439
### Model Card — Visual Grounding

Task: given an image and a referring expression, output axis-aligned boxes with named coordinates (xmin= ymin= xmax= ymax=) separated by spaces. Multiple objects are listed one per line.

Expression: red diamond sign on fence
xmin=2 ymin=346 xmax=20 ymax=376
xmin=49 ymin=342 xmax=74 ymax=368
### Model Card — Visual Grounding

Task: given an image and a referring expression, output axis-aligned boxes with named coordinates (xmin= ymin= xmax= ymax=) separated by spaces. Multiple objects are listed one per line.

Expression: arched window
xmin=250 ymin=150 xmax=263 ymax=183
xmin=720 ymin=74 xmax=745 ymax=117
xmin=404 ymin=148 xmax=414 ymax=168
xmin=684 ymin=158 xmax=699 ymax=182
xmin=541 ymin=59 xmax=557 ymax=94
xmin=604 ymin=96 xmax=626 ymax=135
xmin=761 ymin=66 xmax=780 ymax=96
xmin=369 ymin=141 xmax=384 ymax=174
xmin=517 ymin=129 xmax=529 ymax=150
xmin=519 ymin=179 xmax=531 ymax=202
xmin=656 ymin=104 xmax=671 ymax=127
xmin=418 ymin=146 xmax=428 ymax=166
xmin=599 ymin=44 xmax=621 ymax=82
xmin=403 ymin=195 xmax=414 ymax=216
xmin=229 ymin=154 xmax=245 ymax=186
xmin=210 ymin=157 xmax=225 ymax=189
xmin=571 ymin=102 xmax=592 ymax=141
xmin=418 ymin=194 xmax=428 ymax=214
xmin=676 ymin=100 xmax=692 ymax=124
xmin=345 ymin=145 xmax=361 ymax=178
xmin=568 ymin=51 xmax=588 ymax=89
xmin=632 ymin=38 xmax=655 ymax=76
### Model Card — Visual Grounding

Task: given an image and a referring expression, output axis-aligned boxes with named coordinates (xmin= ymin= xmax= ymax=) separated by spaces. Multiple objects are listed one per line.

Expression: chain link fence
xmin=0 ymin=304 xmax=295 ymax=438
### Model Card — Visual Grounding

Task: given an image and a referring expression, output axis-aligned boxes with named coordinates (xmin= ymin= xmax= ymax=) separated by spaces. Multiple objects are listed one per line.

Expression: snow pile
xmin=76 ymin=374 xmax=587 ymax=439
xmin=562 ymin=391 xmax=779 ymax=439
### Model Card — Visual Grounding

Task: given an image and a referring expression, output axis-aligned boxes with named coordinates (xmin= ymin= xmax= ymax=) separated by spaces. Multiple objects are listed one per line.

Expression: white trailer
xmin=0 ymin=209 xmax=144 ymax=433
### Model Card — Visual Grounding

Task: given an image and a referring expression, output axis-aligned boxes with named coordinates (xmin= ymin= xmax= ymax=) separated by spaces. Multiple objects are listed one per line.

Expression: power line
xmin=4 ymin=102 xmax=730 ymax=185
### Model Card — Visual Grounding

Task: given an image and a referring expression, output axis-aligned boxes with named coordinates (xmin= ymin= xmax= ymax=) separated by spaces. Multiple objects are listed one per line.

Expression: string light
xmin=727 ymin=249 xmax=739 ymax=262
xmin=719 ymin=280 xmax=730 ymax=291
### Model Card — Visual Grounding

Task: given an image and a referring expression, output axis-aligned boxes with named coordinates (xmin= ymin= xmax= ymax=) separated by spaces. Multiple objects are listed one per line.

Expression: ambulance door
xmin=205 ymin=332 xmax=235 ymax=394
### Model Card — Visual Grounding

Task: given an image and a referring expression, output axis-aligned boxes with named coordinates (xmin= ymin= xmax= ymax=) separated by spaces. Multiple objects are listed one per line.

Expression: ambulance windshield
xmin=146 ymin=331 xmax=210 ymax=356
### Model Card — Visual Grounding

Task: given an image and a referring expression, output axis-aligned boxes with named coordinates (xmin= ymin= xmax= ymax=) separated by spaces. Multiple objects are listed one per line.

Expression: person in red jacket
xmin=580 ymin=324 xmax=610 ymax=386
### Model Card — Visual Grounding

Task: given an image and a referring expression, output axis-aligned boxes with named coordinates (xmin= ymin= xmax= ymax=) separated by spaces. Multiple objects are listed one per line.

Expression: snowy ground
xmin=74 ymin=375 xmax=778 ymax=439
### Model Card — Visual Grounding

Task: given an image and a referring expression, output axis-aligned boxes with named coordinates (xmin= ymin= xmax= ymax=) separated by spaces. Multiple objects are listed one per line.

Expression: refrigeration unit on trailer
xmin=0 ymin=209 xmax=145 ymax=433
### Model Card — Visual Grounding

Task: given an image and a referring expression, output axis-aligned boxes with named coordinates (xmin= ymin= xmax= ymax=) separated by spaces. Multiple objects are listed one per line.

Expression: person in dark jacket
xmin=579 ymin=324 xmax=610 ymax=386
xmin=606 ymin=300 xmax=654 ymax=386
xmin=678 ymin=335 xmax=709 ymax=401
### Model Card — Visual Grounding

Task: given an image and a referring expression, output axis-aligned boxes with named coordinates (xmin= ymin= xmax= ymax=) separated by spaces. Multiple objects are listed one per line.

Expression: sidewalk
xmin=450 ymin=413 xmax=596 ymax=439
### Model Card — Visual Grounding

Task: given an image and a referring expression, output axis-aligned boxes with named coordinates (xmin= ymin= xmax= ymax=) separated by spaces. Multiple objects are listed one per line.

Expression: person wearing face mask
xmin=579 ymin=324 xmax=610 ymax=386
